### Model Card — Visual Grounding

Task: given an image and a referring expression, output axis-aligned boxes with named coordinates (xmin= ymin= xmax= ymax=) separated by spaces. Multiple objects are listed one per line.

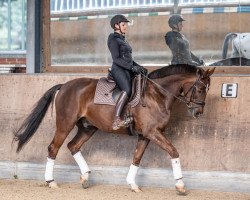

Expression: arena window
xmin=0 ymin=0 xmax=26 ymax=51
xmin=0 ymin=0 xmax=26 ymax=73
xmin=46 ymin=0 xmax=249 ymax=73
xmin=50 ymin=0 xmax=240 ymax=13
xmin=50 ymin=0 xmax=174 ymax=13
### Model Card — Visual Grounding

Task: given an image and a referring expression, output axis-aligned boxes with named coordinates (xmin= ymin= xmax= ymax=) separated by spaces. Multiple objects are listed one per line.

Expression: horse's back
xmin=58 ymin=77 xmax=98 ymax=95
xmin=60 ymin=77 xmax=98 ymax=90
xmin=55 ymin=77 xmax=98 ymax=118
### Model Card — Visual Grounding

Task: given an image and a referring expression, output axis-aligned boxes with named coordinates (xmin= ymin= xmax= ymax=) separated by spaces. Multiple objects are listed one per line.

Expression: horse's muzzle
xmin=193 ymin=111 xmax=203 ymax=119
xmin=188 ymin=106 xmax=203 ymax=118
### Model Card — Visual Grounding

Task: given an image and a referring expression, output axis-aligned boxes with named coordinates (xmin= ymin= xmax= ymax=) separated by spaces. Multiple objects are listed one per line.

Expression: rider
xmin=165 ymin=14 xmax=204 ymax=66
xmin=107 ymin=14 xmax=147 ymax=130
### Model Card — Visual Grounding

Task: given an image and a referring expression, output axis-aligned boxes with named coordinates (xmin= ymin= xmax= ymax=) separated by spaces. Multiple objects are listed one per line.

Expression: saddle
xmin=94 ymin=71 xmax=142 ymax=108
xmin=94 ymin=69 xmax=147 ymax=135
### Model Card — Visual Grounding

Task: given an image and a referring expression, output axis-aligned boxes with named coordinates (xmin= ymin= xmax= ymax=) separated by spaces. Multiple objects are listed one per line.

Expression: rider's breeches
xmin=111 ymin=64 xmax=132 ymax=98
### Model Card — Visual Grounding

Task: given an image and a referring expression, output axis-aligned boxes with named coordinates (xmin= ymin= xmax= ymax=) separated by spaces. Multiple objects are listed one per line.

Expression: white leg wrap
xmin=126 ymin=164 xmax=139 ymax=185
xmin=73 ymin=151 xmax=90 ymax=175
xmin=171 ymin=158 xmax=183 ymax=180
xmin=45 ymin=157 xmax=55 ymax=181
xmin=176 ymin=179 xmax=185 ymax=187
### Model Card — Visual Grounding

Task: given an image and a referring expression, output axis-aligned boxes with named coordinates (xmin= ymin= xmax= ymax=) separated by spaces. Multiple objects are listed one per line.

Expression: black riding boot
xmin=112 ymin=91 xmax=129 ymax=130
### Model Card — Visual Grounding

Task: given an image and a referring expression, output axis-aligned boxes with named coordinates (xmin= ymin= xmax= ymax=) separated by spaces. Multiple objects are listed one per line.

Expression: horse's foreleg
xmin=127 ymin=135 xmax=150 ymax=192
xmin=146 ymin=131 xmax=186 ymax=195
xmin=67 ymin=122 xmax=97 ymax=189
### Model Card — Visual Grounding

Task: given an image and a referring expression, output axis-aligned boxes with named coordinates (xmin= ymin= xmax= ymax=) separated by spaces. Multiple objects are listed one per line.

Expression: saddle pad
xmin=94 ymin=77 xmax=141 ymax=108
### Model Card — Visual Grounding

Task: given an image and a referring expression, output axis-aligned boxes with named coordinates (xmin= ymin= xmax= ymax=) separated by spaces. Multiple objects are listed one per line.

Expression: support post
xmin=26 ymin=0 xmax=42 ymax=73
xmin=42 ymin=0 xmax=51 ymax=72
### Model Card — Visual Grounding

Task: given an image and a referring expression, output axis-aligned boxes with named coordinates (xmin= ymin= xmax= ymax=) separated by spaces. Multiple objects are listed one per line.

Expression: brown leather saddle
xmin=94 ymin=70 xmax=142 ymax=108
xmin=94 ymin=69 xmax=147 ymax=135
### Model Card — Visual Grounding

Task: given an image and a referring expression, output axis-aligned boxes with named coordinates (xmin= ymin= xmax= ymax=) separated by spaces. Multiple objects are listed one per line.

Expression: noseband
xmin=181 ymin=77 xmax=209 ymax=109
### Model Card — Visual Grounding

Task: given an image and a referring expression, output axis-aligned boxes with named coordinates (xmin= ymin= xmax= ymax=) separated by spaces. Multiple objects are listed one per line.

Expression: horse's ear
xmin=207 ymin=67 xmax=216 ymax=76
xmin=202 ymin=67 xmax=216 ymax=78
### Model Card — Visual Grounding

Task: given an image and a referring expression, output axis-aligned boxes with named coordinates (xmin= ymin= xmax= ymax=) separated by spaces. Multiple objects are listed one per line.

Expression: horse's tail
xmin=13 ymin=84 xmax=63 ymax=153
xmin=222 ymin=32 xmax=237 ymax=59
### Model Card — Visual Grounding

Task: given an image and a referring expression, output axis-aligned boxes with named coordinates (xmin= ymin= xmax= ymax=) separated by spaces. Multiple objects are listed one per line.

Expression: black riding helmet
xmin=168 ymin=14 xmax=185 ymax=29
xmin=110 ymin=14 xmax=130 ymax=30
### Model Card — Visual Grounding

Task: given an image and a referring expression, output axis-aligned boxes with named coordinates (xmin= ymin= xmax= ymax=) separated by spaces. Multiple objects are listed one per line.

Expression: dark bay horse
xmin=14 ymin=64 xmax=215 ymax=195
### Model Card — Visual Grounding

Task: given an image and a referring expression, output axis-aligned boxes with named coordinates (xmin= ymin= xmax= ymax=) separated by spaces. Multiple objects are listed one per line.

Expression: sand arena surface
xmin=0 ymin=179 xmax=249 ymax=200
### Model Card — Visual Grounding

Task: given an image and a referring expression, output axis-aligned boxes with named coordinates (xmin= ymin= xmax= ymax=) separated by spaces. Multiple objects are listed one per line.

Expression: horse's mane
xmin=148 ymin=64 xmax=198 ymax=79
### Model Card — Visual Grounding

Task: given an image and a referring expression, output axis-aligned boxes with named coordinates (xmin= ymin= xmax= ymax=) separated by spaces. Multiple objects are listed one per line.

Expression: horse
xmin=13 ymin=64 xmax=215 ymax=195
xmin=222 ymin=32 xmax=250 ymax=59
xmin=208 ymin=32 xmax=250 ymax=66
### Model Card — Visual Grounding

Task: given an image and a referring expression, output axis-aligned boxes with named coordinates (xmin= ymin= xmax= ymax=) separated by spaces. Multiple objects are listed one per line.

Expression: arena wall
xmin=0 ymin=73 xmax=249 ymax=191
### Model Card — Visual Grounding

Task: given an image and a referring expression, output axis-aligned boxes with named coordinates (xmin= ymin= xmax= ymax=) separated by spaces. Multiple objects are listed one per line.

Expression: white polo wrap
xmin=171 ymin=158 xmax=183 ymax=180
xmin=73 ymin=151 xmax=90 ymax=175
xmin=45 ymin=157 xmax=55 ymax=181
xmin=126 ymin=164 xmax=139 ymax=184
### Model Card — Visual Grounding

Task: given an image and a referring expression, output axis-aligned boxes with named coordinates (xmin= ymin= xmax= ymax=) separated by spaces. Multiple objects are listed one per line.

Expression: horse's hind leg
xmin=127 ymin=134 xmax=150 ymax=192
xmin=45 ymin=113 xmax=78 ymax=188
xmin=67 ymin=119 xmax=98 ymax=189
xmin=45 ymin=128 xmax=74 ymax=188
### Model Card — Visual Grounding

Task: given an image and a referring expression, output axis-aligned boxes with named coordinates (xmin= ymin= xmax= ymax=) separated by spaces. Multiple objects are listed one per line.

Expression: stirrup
xmin=124 ymin=115 xmax=133 ymax=127
xmin=112 ymin=118 xmax=126 ymax=130
xmin=112 ymin=115 xmax=134 ymax=130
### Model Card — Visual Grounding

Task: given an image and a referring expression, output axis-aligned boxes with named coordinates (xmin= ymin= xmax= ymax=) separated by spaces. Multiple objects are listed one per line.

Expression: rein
xmin=140 ymin=73 xmax=148 ymax=107
xmin=141 ymin=73 xmax=208 ymax=109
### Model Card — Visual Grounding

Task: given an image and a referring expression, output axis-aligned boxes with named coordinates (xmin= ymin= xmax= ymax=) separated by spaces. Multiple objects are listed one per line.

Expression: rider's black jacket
xmin=107 ymin=32 xmax=139 ymax=70
xmin=107 ymin=32 xmax=141 ymax=97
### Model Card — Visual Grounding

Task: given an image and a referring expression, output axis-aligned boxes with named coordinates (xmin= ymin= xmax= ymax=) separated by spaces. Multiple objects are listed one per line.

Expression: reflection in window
xmin=179 ymin=0 xmax=238 ymax=2
xmin=50 ymin=1 xmax=250 ymax=66
xmin=50 ymin=0 xmax=174 ymax=13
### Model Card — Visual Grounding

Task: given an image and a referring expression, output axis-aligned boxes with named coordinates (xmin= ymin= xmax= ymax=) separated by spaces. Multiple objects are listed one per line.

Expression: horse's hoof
xmin=81 ymin=180 xmax=90 ymax=189
xmin=48 ymin=181 xmax=59 ymax=189
xmin=80 ymin=174 xmax=90 ymax=189
xmin=175 ymin=186 xmax=187 ymax=196
xmin=132 ymin=187 xmax=142 ymax=193
xmin=130 ymin=184 xmax=142 ymax=193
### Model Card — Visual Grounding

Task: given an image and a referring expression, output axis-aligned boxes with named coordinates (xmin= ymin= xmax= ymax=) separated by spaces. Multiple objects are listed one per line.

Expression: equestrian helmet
xmin=110 ymin=14 xmax=130 ymax=29
xmin=168 ymin=14 xmax=185 ymax=29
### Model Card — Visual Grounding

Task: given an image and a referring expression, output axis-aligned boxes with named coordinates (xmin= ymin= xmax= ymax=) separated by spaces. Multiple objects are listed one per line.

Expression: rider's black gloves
xmin=141 ymin=67 xmax=148 ymax=75
xmin=131 ymin=65 xmax=148 ymax=75
xmin=131 ymin=65 xmax=141 ymax=74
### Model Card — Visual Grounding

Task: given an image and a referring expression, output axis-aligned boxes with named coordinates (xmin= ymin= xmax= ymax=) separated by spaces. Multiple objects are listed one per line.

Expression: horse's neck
xmin=156 ymin=74 xmax=191 ymax=93
xmin=153 ymin=74 xmax=195 ymax=107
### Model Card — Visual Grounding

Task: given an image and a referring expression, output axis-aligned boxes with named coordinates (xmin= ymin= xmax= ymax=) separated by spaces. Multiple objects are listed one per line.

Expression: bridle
xmin=180 ymin=76 xmax=209 ymax=110
xmin=142 ymin=72 xmax=210 ymax=110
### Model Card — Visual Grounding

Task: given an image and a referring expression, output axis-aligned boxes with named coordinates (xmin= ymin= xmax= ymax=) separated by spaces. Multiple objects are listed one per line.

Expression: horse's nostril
xmin=195 ymin=112 xmax=203 ymax=118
